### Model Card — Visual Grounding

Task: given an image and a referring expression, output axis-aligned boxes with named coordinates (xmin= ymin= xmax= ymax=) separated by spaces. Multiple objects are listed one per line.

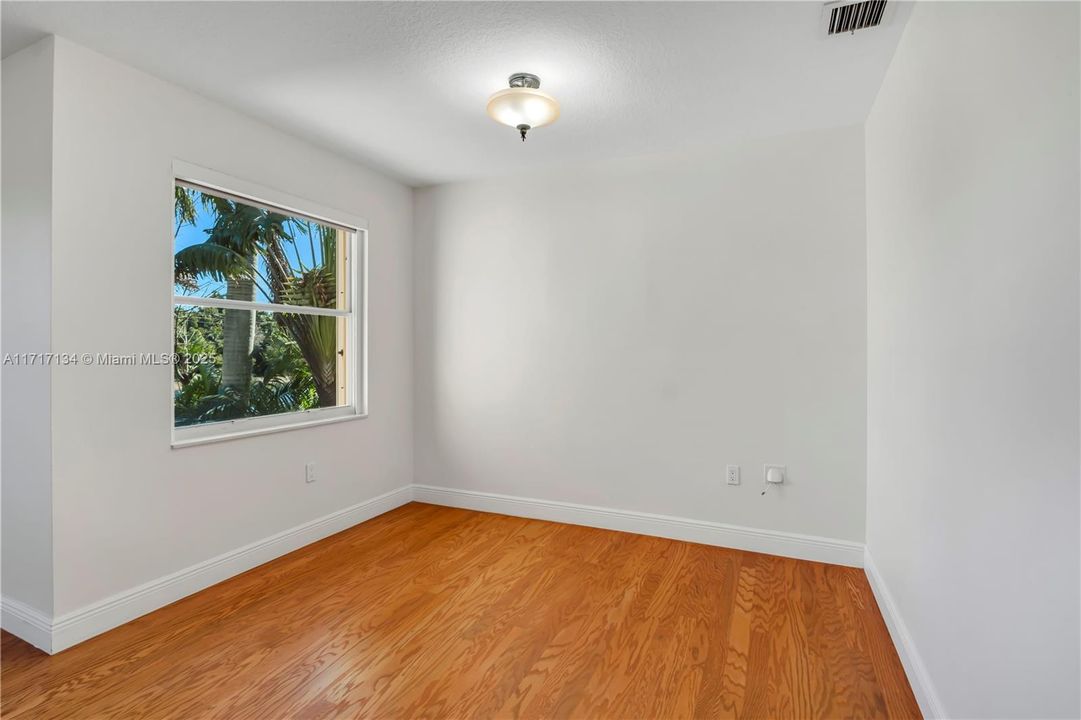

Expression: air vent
xmin=826 ymin=0 xmax=888 ymax=35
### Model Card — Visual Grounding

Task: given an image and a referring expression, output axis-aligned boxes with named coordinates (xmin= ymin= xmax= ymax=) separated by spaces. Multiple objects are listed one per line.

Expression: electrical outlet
xmin=764 ymin=464 xmax=786 ymax=484
xmin=726 ymin=464 xmax=740 ymax=485
xmin=305 ymin=461 xmax=317 ymax=484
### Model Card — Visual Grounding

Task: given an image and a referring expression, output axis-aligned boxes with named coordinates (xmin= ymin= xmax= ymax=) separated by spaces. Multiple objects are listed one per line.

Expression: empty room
xmin=1 ymin=1 xmax=1078 ymax=718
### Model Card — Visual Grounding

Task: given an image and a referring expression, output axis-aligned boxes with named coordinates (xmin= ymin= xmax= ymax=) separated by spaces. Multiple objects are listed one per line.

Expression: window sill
xmin=171 ymin=409 xmax=366 ymax=449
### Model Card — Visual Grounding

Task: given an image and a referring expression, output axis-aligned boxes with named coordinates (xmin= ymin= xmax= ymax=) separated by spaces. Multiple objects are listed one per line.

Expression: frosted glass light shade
xmin=486 ymin=88 xmax=560 ymax=130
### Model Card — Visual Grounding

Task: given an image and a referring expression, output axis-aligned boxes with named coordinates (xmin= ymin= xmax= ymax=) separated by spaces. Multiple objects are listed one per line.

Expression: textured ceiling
xmin=2 ymin=1 xmax=911 ymax=186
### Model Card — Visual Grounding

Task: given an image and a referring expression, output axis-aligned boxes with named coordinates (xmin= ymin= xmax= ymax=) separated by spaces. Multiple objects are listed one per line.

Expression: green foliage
xmin=174 ymin=243 xmax=251 ymax=293
xmin=174 ymin=186 xmax=198 ymax=232
xmin=173 ymin=306 xmax=322 ymax=425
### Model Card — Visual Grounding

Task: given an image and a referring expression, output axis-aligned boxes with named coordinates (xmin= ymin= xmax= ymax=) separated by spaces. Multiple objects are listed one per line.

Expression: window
xmin=171 ymin=163 xmax=365 ymax=447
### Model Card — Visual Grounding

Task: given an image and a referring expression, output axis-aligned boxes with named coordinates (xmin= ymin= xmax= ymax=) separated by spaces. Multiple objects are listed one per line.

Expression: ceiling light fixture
xmin=486 ymin=73 xmax=560 ymax=142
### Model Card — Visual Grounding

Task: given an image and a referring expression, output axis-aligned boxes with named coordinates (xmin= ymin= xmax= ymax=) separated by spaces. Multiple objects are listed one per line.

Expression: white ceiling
xmin=2 ymin=1 xmax=911 ymax=186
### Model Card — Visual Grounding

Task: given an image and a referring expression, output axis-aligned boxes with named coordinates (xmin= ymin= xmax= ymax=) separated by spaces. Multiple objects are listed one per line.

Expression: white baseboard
xmin=0 ymin=595 xmax=53 ymax=653
xmin=413 ymin=484 xmax=864 ymax=568
xmin=863 ymin=548 xmax=947 ymax=719
xmin=2 ymin=485 xmax=413 ymax=654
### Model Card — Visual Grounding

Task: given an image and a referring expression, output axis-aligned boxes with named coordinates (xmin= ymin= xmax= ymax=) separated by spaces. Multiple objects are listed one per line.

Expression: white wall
xmin=26 ymin=37 xmax=414 ymax=619
xmin=1 ymin=38 xmax=55 ymax=615
xmin=866 ymin=3 xmax=1080 ymax=718
xmin=415 ymin=125 xmax=868 ymax=543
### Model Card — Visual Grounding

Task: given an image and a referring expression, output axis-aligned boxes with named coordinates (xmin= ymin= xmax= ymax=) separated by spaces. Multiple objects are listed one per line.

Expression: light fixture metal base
xmin=508 ymin=72 xmax=541 ymax=89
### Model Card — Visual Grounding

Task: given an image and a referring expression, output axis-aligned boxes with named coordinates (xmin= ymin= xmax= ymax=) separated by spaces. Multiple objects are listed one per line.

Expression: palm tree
xmin=265 ymin=223 xmax=339 ymax=407
xmin=174 ymin=188 xmax=340 ymax=412
xmin=176 ymin=195 xmax=266 ymax=407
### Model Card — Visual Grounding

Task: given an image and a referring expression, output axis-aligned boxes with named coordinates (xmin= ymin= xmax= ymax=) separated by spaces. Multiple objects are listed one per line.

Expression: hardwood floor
xmin=1 ymin=503 xmax=920 ymax=719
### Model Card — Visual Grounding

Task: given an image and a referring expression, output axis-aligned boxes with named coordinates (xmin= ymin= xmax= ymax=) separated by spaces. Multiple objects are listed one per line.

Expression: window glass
xmin=173 ymin=184 xmax=352 ymax=431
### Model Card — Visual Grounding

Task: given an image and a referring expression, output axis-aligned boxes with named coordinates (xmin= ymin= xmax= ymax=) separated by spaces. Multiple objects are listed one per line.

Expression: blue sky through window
xmin=174 ymin=189 xmax=333 ymax=305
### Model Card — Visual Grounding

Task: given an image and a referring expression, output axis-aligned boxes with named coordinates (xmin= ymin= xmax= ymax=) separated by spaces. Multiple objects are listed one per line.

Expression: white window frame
xmin=170 ymin=161 xmax=368 ymax=448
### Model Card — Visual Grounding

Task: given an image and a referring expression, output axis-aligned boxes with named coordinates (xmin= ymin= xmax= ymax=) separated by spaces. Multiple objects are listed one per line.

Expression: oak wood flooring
xmin=1 ymin=503 xmax=920 ymax=719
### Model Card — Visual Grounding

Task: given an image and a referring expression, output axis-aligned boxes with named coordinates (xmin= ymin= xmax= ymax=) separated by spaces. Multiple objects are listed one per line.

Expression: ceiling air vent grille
xmin=827 ymin=0 xmax=887 ymax=35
